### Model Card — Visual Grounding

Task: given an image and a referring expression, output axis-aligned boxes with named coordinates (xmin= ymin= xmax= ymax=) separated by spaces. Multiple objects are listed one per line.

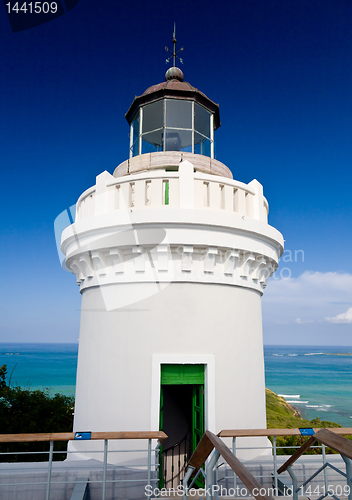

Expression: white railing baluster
xmin=46 ymin=440 xmax=54 ymax=500
xmin=102 ymin=439 xmax=108 ymax=500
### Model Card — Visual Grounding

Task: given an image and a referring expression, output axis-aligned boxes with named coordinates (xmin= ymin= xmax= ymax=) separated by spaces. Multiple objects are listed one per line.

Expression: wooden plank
xmin=90 ymin=431 xmax=168 ymax=442
xmin=328 ymin=428 xmax=352 ymax=435
xmin=205 ymin=431 xmax=274 ymax=500
xmin=0 ymin=433 xmax=74 ymax=443
xmin=277 ymin=436 xmax=316 ymax=474
xmin=0 ymin=431 xmax=167 ymax=444
xmin=314 ymin=429 xmax=352 ymax=459
xmin=188 ymin=433 xmax=214 ymax=471
xmin=219 ymin=429 xmax=302 ymax=437
xmin=218 ymin=428 xmax=352 ymax=438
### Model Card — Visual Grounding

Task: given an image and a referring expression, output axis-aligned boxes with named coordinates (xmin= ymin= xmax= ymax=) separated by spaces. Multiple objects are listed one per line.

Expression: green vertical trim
xmin=192 ymin=385 xmax=204 ymax=450
xmin=159 ymin=386 xmax=164 ymax=488
xmin=192 ymin=384 xmax=205 ymax=488
xmin=165 ymin=180 xmax=169 ymax=205
xmin=159 ymin=386 xmax=164 ymax=431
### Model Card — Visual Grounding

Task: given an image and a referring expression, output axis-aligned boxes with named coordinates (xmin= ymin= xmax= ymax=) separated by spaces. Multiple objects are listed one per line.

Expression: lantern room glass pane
xmin=131 ymin=111 xmax=140 ymax=156
xmin=194 ymin=132 xmax=211 ymax=157
xmin=165 ymin=129 xmax=192 ymax=152
xmin=141 ymin=129 xmax=163 ymax=154
xmin=194 ymin=103 xmax=211 ymax=138
xmin=142 ymin=100 xmax=164 ymax=133
xmin=165 ymin=99 xmax=192 ymax=129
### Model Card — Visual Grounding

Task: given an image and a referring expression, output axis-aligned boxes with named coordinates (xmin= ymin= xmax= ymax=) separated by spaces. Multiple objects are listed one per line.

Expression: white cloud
xmin=325 ymin=307 xmax=352 ymax=324
xmin=295 ymin=318 xmax=314 ymax=324
xmin=263 ymin=271 xmax=352 ymax=324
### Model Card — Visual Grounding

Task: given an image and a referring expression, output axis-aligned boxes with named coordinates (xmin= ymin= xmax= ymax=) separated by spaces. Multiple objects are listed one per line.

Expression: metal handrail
xmin=0 ymin=431 xmax=167 ymax=500
xmin=185 ymin=430 xmax=274 ymax=500
xmin=275 ymin=429 xmax=352 ymax=500
xmin=182 ymin=428 xmax=352 ymax=500
xmin=218 ymin=427 xmax=352 ymax=438
xmin=0 ymin=430 xmax=167 ymax=443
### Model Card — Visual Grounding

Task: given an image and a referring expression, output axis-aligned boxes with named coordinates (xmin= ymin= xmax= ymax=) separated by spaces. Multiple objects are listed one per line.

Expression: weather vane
xmin=165 ymin=23 xmax=184 ymax=67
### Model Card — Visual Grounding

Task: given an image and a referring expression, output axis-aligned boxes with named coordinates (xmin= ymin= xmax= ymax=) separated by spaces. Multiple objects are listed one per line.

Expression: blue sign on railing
xmin=299 ymin=428 xmax=315 ymax=436
xmin=74 ymin=432 xmax=92 ymax=440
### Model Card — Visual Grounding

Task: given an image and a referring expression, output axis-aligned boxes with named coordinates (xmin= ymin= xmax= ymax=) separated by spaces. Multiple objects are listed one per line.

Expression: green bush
xmin=0 ymin=365 xmax=74 ymax=462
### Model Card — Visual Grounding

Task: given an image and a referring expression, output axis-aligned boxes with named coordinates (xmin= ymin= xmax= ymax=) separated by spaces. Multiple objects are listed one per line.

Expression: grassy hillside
xmin=265 ymin=388 xmax=341 ymax=454
xmin=266 ymin=388 xmax=340 ymax=429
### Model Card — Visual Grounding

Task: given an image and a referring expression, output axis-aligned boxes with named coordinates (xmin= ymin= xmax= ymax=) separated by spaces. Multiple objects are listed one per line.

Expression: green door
xmin=159 ymin=364 xmax=205 ymax=452
xmin=159 ymin=365 xmax=205 ymax=488
xmin=192 ymin=385 xmax=204 ymax=450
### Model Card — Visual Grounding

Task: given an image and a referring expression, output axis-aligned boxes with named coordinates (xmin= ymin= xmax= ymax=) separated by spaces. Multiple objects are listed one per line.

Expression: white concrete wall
xmin=69 ymin=282 xmax=268 ymax=461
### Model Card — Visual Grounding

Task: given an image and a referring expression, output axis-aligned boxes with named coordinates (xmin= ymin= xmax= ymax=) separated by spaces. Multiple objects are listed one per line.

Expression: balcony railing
xmin=0 ymin=430 xmax=166 ymax=500
xmin=3 ymin=428 xmax=349 ymax=499
xmin=75 ymin=168 xmax=269 ymax=224
xmin=183 ymin=428 xmax=352 ymax=500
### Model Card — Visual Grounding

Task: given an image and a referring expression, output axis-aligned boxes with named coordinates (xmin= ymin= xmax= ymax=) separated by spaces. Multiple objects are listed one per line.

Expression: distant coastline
xmin=326 ymin=353 xmax=352 ymax=356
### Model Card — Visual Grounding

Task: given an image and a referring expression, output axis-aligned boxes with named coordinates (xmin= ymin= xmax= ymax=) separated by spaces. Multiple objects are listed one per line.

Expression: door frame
xmin=151 ymin=354 xmax=216 ymax=435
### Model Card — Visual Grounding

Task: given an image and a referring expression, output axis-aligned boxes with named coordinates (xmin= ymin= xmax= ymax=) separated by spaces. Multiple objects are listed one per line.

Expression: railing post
xmin=205 ymin=449 xmax=220 ymax=500
xmin=342 ymin=455 xmax=352 ymax=500
xmin=183 ymin=466 xmax=196 ymax=500
xmin=155 ymin=443 xmax=160 ymax=489
xmin=287 ymin=466 xmax=298 ymax=500
xmin=102 ymin=439 xmax=108 ymax=500
xmin=232 ymin=437 xmax=237 ymax=492
xmin=322 ymin=443 xmax=329 ymax=495
xmin=147 ymin=438 xmax=152 ymax=500
xmin=46 ymin=440 xmax=54 ymax=500
xmin=273 ymin=435 xmax=278 ymax=496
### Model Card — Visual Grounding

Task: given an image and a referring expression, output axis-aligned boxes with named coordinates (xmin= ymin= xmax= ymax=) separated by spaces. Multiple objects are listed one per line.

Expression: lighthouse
xmin=61 ymin=46 xmax=284 ymax=466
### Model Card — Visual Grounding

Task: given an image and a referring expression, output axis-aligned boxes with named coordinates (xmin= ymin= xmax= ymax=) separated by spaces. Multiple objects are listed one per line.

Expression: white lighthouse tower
xmin=61 ymin=51 xmax=283 ymax=466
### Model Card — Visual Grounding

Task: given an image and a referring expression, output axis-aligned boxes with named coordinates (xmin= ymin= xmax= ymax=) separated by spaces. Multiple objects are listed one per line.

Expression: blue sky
xmin=1 ymin=0 xmax=351 ymax=345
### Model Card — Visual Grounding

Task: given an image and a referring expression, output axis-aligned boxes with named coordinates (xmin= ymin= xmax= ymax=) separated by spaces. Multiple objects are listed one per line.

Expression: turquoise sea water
xmin=264 ymin=345 xmax=352 ymax=427
xmin=0 ymin=343 xmax=78 ymax=397
xmin=1 ymin=344 xmax=351 ymax=427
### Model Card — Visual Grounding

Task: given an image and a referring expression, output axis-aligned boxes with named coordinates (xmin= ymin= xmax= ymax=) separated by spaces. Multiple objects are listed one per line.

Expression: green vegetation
xmin=0 ymin=365 xmax=74 ymax=462
xmin=266 ymin=388 xmax=342 ymax=454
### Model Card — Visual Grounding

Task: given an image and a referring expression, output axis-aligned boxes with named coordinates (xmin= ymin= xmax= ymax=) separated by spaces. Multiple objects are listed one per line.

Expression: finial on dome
xmin=165 ymin=23 xmax=184 ymax=68
xmin=165 ymin=66 xmax=184 ymax=82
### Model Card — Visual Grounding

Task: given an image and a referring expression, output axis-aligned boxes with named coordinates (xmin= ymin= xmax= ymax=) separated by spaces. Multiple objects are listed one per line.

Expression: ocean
xmin=1 ymin=344 xmax=351 ymax=427
xmin=0 ymin=343 xmax=78 ymax=397
xmin=264 ymin=345 xmax=352 ymax=427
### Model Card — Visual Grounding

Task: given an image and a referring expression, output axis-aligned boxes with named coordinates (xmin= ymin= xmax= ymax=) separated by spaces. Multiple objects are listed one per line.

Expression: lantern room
xmin=125 ymin=66 xmax=221 ymax=159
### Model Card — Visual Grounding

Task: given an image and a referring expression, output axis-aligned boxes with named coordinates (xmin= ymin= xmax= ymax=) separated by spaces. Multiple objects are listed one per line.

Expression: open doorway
xmin=159 ymin=364 xmax=204 ymax=488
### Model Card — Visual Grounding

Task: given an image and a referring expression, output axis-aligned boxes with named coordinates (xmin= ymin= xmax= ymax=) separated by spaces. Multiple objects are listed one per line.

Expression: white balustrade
xmin=75 ymin=166 xmax=269 ymax=223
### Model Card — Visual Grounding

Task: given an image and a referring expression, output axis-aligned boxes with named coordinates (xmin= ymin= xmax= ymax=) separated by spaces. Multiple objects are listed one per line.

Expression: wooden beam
xmin=218 ymin=428 xmax=352 ymax=438
xmin=0 ymin=431 xmax=167 ymax=444
xmin=277 ymin=436 xmax=316 ymax=474
xmin=90 ymin=431 xmax=168 ymax=443
xmin=205 ymin=431 xmax=274 ymax=500
xmin=0 ymin=433 xmax=74 ymax=443
xmin=313 ymin=429 xmax=352 ymax=459
xmin=188 ymin=433 xmax=214 ymax=470
xmin=219 ymin=429 xmax=303 ymax=437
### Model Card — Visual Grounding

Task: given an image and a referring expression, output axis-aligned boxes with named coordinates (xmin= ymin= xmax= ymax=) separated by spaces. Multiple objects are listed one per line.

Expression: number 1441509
xmin=6 ymin=2 xmax=58 ymax=14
